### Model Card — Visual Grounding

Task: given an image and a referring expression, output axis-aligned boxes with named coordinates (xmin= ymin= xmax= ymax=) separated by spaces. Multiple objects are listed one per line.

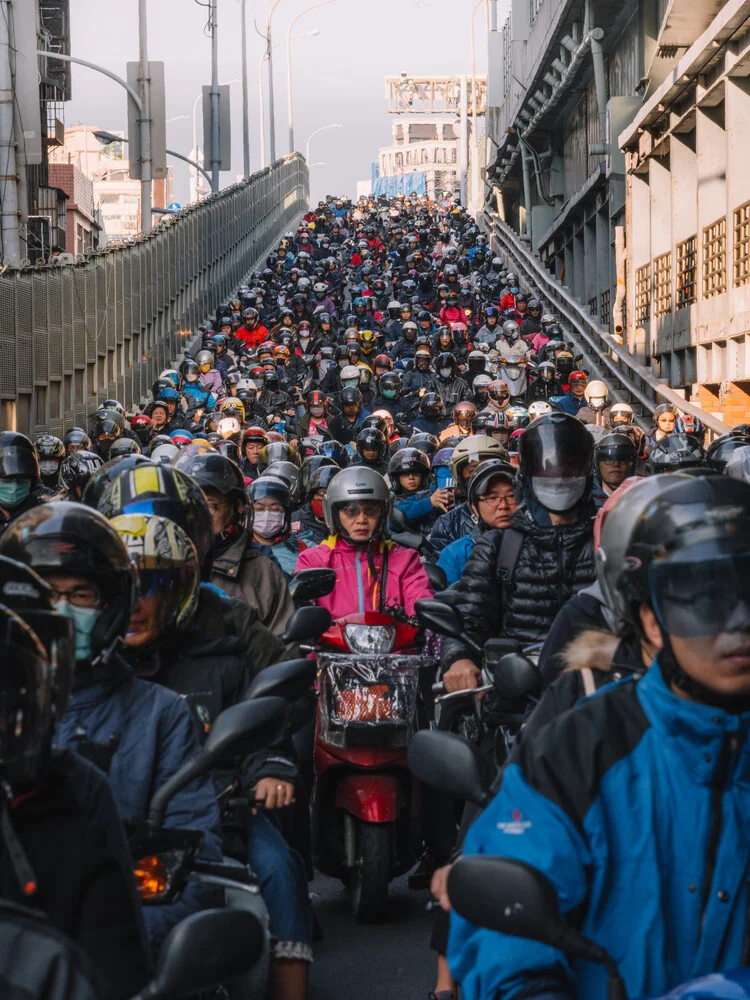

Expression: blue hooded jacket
xmin=54 ymin=657 xmax=223 ymax=954
xmin=449 ymin=664 xmax=750 ymax=999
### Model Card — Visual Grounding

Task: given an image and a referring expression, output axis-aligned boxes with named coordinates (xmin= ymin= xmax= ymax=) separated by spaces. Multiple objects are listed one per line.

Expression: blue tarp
xmin=371 ymin=172 xmax=427 ymax=198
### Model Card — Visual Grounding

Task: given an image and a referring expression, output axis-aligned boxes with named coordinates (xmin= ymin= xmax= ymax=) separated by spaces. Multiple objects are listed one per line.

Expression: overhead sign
xmin=126 ymin=61 xmax=167 ymax=180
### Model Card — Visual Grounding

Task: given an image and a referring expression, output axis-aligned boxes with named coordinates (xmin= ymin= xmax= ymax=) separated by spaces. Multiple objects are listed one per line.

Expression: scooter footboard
xmin=335 ymin=773 xmax=405 ymax=823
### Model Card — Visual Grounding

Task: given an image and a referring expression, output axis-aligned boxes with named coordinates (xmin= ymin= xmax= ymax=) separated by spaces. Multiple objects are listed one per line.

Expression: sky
xmin=65 ymin=0 xmax=489 ymax=206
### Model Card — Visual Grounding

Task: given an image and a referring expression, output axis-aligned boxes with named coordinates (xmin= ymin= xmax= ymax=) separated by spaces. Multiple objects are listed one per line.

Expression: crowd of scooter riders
xmin=2 ymin=192 xmax=750 ymax=1000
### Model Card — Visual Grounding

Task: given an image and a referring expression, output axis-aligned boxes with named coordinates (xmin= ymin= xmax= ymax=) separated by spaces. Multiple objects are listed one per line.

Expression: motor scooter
xmin=496 ymin=358 xmax=534 ymax=405
xmin=312 ymin=610 xmax=430 ymax=922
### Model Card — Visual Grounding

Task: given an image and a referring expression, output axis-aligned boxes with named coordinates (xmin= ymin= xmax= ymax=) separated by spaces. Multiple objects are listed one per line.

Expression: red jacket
xmin=499 ymin=292 xmax=517 ymax=311
xmin=235 ymin=325 xmax=269 ymax=348
xmin=439 ymin=305 xmax=466 ymax=326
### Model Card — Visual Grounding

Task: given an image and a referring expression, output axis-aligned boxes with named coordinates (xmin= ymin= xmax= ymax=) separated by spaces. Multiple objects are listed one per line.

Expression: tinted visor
xmin=650 ymin=549 xmax=750 ymax=638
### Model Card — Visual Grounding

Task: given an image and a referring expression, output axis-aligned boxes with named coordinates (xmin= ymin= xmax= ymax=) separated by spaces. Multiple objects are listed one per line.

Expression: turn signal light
xmin=134 ymin=855 xmax=169 ymax=900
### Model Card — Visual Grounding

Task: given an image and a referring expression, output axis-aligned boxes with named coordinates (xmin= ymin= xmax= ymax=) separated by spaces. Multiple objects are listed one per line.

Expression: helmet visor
xmin=650 ymin=549 xmax=750 ymax=638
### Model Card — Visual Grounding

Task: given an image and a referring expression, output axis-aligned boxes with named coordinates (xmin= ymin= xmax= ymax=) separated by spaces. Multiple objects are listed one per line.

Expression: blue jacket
xmin=55 ymin=657 xmax=223 ymax=953
xmin=395 ymin=488 xmax=439 ymax=531
xmin=429 ymin=502 xmax=475 ymax=555
xmin=555 ymin=392 xmax=587 ymax=416
xmin=437 ymin=533 xmax=475 ymax=585
xmin=449 ymin=664 xmax=750 ymax=1000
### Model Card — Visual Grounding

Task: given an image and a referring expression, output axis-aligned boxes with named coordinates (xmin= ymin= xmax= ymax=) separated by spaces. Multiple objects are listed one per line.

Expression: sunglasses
xmin=339 ymin=501 xmax=382 ymax=517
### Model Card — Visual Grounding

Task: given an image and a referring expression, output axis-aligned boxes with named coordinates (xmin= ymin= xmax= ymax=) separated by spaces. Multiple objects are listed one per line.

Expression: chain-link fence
xmin=0 ymin=154 xmax=309 ymax=436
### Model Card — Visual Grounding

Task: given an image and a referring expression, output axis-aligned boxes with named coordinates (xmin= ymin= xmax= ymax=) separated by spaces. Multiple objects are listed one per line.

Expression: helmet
xmin=0 ymin=432 xmax=39 ymax=482
xmin=527 ymin=401 xmax=553 ymax=418
xmin=647 ymin=433 xmax=705 ymax=473
xmin=63 ymin=428 xmax=92 ymax=453
xmin=725 ymin=446 xmax=750 ymax=484
xmin=595 ymin=433 xmax=638 ymax=483
xmin=58 ymin=450 xmax=104 ymax=500
xmin=467 ymin=458 xmax=516 ymax=509
xmin=584 ymin=380 xmax=609 ymax=410
xmin=451 ymin=435 xmax=508 ymax=483
xmin=112 ymin=513 xmax=200 ymax=639
xmin=108 ymin=438 xmax=142 ymax=459
xmin=174 ymin=450 xmax=247 ymax=504
xmin=436 ymin=353 xmax=456 ymax=380
xmin=99 ymin=400 xmax=125 ymax=417
xmin=705 ymin=433 xmax=750 ymax=473
xmin=594 ymin=474 xmax=681 ymax=623
xmin=502 ymin=321 xmax=520 ymax=342
xmin=339 ymin=386 xmax=363 ymax=407
xmin=420 ymin=392 xmax=443 ymax=420
xmin=150 ymin=443 xmax=180 ymax=464
xmin=89 ymin=460 xmax=214 ymax=573
xmin=299 ymin=456 xmax=339 ymax=499
xmin=355 ymin=427 xmax=387 ymax=464
xmin=406 ymin=432 xmax=439 ymax=461
xmin=195 ymin=350 xmax=214 ymax=372
xmin=216 ymin=417 xmax=242 ymax=443
xmin=220 ymin=399 xmax=245 ymax=423
xmin=388 ymin=448 xmax=431 ymax=496
xmin=261 ymin=462 xmax=301 ymax=500
xmin=453 ymin=401 xmax=477 ymax=430
xmin=467 ymin=351 xmax=487 ymax=376
xmin=258 ymin=442 xmax=300 ymax=474
xmin=610 ymin=402 xmax=635 ymax=427
xmin=519 ymin=412 xmax=594 ymax=512
xmin=620 ymin=476 xmax=750 ymax=708
xmin=322 ymin=466 xmax=392 ymax=541
xmin=340 ymin=365 xmax=361 ymax=388
xmin=361 ymin=414 xmax=388 ymax=437
xmin=248 ymin=477 xmax=293 ymax=534
xmin=505 ymin=406 xmax=530 ymax=431
xmin=379 ymin=372 xmax=402 ymax=400
xmin=318 ymin=441 xmax=350 ymax=468
xmin=306 ymin=464 xmax=341 ymax=500
xmin=675 ymin=413 xmax=706 ymax=444
xmin=0 ymin=502 xmax=136 ymax=663
xmin=35 ymin=435 xmax=65 ymax=461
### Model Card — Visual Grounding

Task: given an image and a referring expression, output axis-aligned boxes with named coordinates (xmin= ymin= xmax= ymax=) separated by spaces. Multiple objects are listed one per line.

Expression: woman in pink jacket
xmin=294 ymin=466 xmax=433 ymax=619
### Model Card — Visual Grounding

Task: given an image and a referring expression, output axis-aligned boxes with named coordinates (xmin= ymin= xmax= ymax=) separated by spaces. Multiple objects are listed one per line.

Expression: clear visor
xmin=650 ymin=551 xmax=750 ymax=638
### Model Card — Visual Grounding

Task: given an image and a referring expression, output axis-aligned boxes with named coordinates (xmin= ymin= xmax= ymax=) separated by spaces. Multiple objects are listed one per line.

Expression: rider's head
xmin=323 ymin=467 xmax=392 ymax=545
xmin=622 ymin=476 xmax=750 ymax=710
xmin=467 ymin=459 xmax=517 ymax=531
xmin=519 ymin=412 xmax=593 ymax=517
xmin=595 ymin=433 xmax=637 ymax=491
xmin=172 ymin=451 xmax=249 ymax=552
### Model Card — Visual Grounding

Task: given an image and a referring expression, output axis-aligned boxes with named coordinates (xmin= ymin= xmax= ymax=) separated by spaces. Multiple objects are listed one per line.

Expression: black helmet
xmin=173 ymin=450 xmax=247 ymax=504
xmin=621 ymin=476 xmax=750 ymax=709
xmin=705 ymin=432 xmax=750 ymax=473
xmin=519 ymin=412 xmax=594 ymax=512
xmin=58 ymin=451 xmax=105 ymax=501
xmin=307 ymin=463 xmax=341 ymax=499
xmin=0 ymin=432 xmax=39 ymax=481
xmin=355 ymin=427 xmax=387 ymax=464
xmin=467 ymin=458 xmax=516 ymax=509
xmin=379 ymin=371 xmax=402 ymax=398
xmin=339 ymin=386 xmax=363 ymax=407
xmin=88 ymin=460 xmax=214 ymax=573
xmin=0 ymin=604 xmax=53 ymax=785
xmin=647 ymin=433 xmax=705 ymax=474
xmin=420 ymin=392 xmax=443 ymax=420
xmin=63 ymin=428 xmax=93 ymax=453
xmin=108 ymin=438 xmax=142 ymax=459
xmin=299 ymin=455 xmax=339 ymax=499
xmin=388 ymin=447 xmax=431 ymax=496
xmin=595 ymin=433 xmax=638 ymax=468
xmin=436 ymin=353 xmax=456 ymax=379
xmin=258 ymin=442 xmax=300 ymax=474
xmin=406 ymin=432 xmax=440 ymax=461
xmin=0 ymin=502 xmax=136 ymax=664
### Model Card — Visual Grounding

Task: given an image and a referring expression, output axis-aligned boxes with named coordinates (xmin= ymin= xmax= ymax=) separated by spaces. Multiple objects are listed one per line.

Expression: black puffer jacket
xmin=428 ymin=502 xmax=474 ymax=555
xmin=440 ymin=495 xmax=596 ymax=668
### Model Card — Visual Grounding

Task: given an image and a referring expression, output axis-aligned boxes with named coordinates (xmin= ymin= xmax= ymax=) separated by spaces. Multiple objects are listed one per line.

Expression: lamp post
xmin=305 ymin=122 xmax=341 ymax=164
xmin=285 ymin=0 xmax=337 ymax=154
xmin=470 ymin=0 xmax=487 ymax=212
xmin=93 ymin=130 xmax=213 ymax=190
xmin=137 ymin=0 xmax=152 ymax=230
xmin=259 ymin=31 xmax=320 ymax=169
xmin=240 ymin=0 xmax=250 ymax=178
xmin=265 ymin=0 xmax=285 ymax=165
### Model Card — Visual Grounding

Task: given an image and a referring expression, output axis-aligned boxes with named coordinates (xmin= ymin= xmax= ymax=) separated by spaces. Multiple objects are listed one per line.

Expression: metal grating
xmin=702 ymin=217 xmax=726 ymax=299
xmin=600 ymin=289 xmax=611 ymax=326
xmin=734 ymin=201 xmax=750 ymax=288
xmin=635 ymin=263 xmax=651 ymax=323
xmin=0 ymin=278 xmax=16 ymax=397
xmin=588 ymin=296 xmax=598 ymax=316
xmin=60 ymin=269 xmax=74 ymax=373
xmin=32 ymin=273 xmax=49 ymax=384
xmin=47 ymin=271 xmax=63 ymax=375
xmin=675 ymin=235 xmax=697 ymax=308
xmin=653 ymin=252 xmax=672 ymax=318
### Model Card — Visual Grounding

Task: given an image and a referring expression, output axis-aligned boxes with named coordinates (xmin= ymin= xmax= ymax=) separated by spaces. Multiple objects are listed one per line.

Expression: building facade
xmin=377 ymin=118 xmax=460 ymax=201
xmin=47 ymin=163 xmax=100 ymax=254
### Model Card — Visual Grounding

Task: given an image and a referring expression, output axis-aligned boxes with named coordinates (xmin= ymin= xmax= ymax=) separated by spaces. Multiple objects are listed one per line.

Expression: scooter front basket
xmin=318 ymin=653 xmax=422 ymax=749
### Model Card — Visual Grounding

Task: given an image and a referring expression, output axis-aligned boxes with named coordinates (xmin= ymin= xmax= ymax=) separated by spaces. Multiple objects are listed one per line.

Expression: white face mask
xmin=531 ymin=476 xmax=587 ymax=513
xmin=310 ymin=406 xmax=325 ymax=418
xmin=440 ymin=368 xmax=452 ymax=379
xmin=254 ymin=510 xmax=286 ymax=538
xmin=39 ymin=460 xmax=59 ymax=476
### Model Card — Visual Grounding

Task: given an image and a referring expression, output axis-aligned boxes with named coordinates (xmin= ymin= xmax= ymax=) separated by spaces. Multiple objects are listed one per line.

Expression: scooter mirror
xmin=413 ymin=598 xmax=465 ymax=639
xmin=486 ymin=650 xmax=543 ymax=705
xmin=424 ymin=562 xmax=448 ymax=592
xmin=389 ymin=508 xmax=409 ymax=532
xmin=448 ymin=857 xmax=620 ymax=977
xmin=288 ymin=567 xmax=337 ymax=602
xmin=408 ymin=731 xmax=493 ymax=807
xmin=245 ymin=658 xmax=317 ymax=703
xmin=142 ymin=908 xmax=264 ymax=999
xmin=281 ymin=605 xmax=332 ymax=644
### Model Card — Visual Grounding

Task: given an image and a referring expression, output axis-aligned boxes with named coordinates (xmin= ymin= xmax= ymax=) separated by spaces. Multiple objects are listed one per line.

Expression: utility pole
xmin=0 ymin=0 xmax=21 ymax=264
xmin=459 ymin=75 xmax=468 ymax=207
xmin=210 ymin=0 xmax=221 ymax=191
xmin=138 ymin=0 xmax=152 ymax=232
xmin=241 ymin=0 xmax=250 ymax=178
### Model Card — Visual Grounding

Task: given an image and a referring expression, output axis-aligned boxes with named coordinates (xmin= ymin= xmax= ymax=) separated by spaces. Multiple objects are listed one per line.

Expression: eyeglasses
xmin=478 ymin=493 xmax=515 ymax=507
xmin=339 ymin=501 xmax=382 ymax=517
xmin=48 ymin=584 xmax=101 ymax=608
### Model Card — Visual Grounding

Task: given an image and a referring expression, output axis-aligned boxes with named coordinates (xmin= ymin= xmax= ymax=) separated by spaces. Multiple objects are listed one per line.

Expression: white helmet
xmin=584 ymin=380 xmax=609 ymax=410
xmin=528 ymin=400 xmax=553 ymax=418
xmin=473 ymin=374 xmax=492 ymax=390
xmin=610 ymin=401 xmax=634 ymax=426
xmin=151 ymin=443 xmax=179 ymax=464
xmin=340 ymin=365 xmax=360 ymax=385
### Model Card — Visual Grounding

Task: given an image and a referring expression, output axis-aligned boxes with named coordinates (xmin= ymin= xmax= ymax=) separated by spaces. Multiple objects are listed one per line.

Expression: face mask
xmin=200 ymin=364 xmax=211 ymax=373
xmin=382 ymin=388 xmax=397 ymax=400
xmin=254 ymin=510 xmax=286 ymax=538
xmin=186 ymin=372 xmax=200 ymax=382
xmin=531 ymin=476 xmax=587 ymax=513
xmin=310 ymin=405 xmax=325 ymax=418
xmin=0 ymin=478 xmax=31 ymax=508
xmin=343 ymin=379 xmax=359 ymax=389
xmin=311 ymin=497 xmax=325 ymax=518
xmin=55 ymin=601 xmax=99 ymax=661
xmin=39 ymin=460 xmax=59 ymax=476
xmin=440 ymin=368 xmax=452 ymax=379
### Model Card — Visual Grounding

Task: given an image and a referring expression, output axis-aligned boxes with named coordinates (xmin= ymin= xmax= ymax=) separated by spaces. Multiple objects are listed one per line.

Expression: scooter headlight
xmin=343 ymin=624 xmax=396 ymax=654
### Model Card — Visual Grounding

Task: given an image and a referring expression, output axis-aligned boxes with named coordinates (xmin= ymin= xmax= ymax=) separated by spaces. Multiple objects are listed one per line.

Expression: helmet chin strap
xmin=657 ymin=631 xmax=750 ymax=715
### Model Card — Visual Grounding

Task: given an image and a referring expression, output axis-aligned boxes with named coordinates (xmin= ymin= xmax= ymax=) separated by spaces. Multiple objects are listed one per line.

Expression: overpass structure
xmin=0 ymin=155 xmax=309 ymax=437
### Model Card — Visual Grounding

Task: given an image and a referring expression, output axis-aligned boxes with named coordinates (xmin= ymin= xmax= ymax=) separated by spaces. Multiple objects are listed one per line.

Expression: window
xmin=675 ymin=235 xmax=697 ymax=308
xmin=734 ymin=201 xmax=750 ymax=287
xmin=653 ymin=252 xmax=672 ymax=317
xmin=529 ymin=0 xmax=543 ymax=23
xmin=635 ymin=263 xmax=651 ymax=323
xmin=600 ymin=289 xmax=611 ymax=325
xmin=702 ymin=217 xmax=726 ymax=299
xmin=588 ymin=296 xmax=598 ymax=317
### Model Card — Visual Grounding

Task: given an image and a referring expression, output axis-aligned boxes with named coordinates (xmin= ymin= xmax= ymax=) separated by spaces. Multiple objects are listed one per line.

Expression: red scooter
xmin=312 ymin=610 xmax=426 ymax=921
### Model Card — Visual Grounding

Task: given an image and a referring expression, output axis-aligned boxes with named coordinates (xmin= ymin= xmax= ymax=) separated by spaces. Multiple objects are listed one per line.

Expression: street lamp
xmin=265 ymin=0 xmax=285 ymax=165
xmin=305 ymin=123 xmax=342 ymax=164
xmin=93 ymin=130 xmax=213 ymax=190
xmin=470 ymin=0 xmax=488 ymax=210
xmin=259 ymin=32 xmax=320 ymax=169
xmin=285 ymin=0 xmax=337 ymax=154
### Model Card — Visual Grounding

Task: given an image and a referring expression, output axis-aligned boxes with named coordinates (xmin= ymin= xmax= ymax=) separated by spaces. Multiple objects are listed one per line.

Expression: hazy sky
xmin=65 ymin=0 xmax=489 ymax=206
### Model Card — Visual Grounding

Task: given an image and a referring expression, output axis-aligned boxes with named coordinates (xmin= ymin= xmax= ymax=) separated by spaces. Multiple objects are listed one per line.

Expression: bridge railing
xmin=0 ymin=154 xmax=309 ymax=437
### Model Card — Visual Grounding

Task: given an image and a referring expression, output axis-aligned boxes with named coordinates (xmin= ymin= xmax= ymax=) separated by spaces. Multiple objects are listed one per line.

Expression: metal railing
xmin=0 ymin=154 xmax=309 ymax=437
xmin=480 ymin=211 xmax=731 ymax=439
